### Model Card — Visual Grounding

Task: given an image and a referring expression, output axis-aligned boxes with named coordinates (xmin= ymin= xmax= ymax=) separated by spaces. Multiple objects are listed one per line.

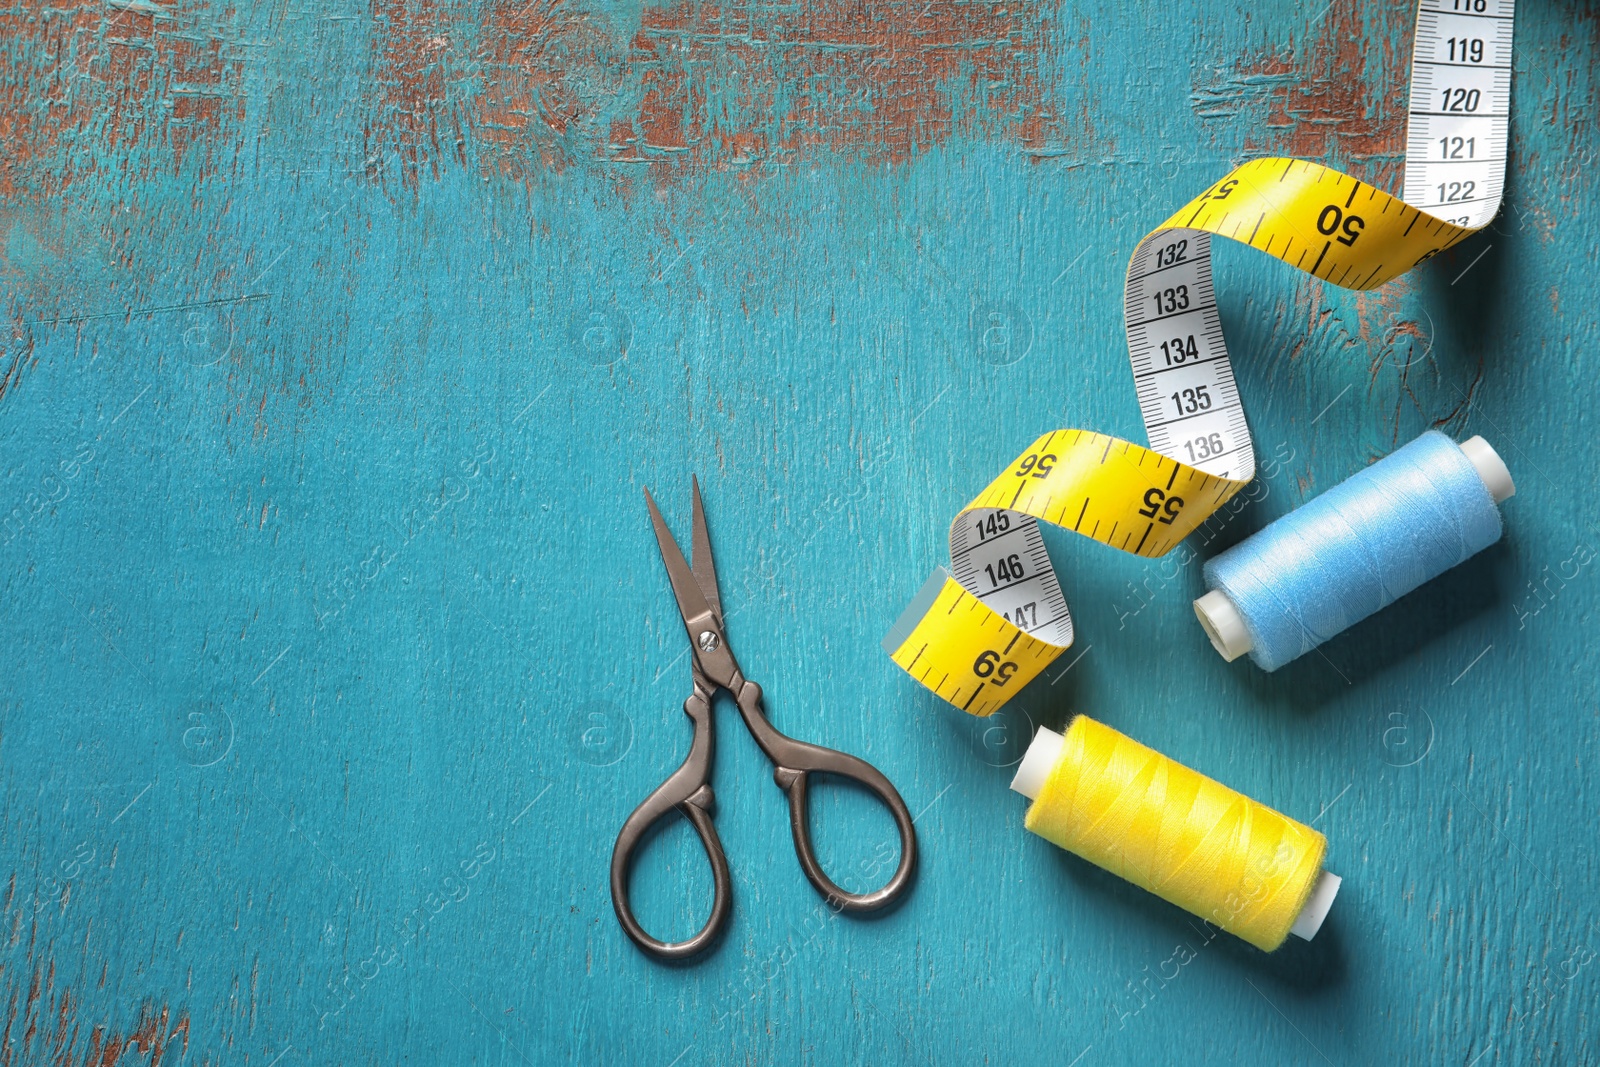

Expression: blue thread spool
xmin=1193 ymin=431 xmax=1515 ymax=671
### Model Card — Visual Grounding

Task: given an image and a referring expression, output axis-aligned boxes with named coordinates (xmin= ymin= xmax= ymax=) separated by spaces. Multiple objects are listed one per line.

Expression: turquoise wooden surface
xmin=2 ymin=0 xmax=1597 ymax=1061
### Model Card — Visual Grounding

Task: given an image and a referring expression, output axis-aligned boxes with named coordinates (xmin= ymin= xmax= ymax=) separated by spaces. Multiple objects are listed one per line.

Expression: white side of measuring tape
xmin=1403 ymin=0 xmax=1516 ymax=229
xmin=949 ymin=512 xmax=1075 ymax=652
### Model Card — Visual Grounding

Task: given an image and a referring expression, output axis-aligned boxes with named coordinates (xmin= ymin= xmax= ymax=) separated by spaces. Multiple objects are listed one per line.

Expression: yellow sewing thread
xmin=1023 ymin=716 xmax=1326 ymax=952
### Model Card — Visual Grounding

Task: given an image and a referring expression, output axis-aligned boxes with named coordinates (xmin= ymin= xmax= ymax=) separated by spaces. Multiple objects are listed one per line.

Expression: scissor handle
xmin=610 ymin=691 xmax=733 ymax=961
xmin=735 ymin=681 xmax=918 ymax=912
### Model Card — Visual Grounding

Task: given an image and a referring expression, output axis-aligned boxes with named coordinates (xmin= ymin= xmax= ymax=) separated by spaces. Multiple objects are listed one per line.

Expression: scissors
xmin=610 ymin=477 xmax=918 ymax=961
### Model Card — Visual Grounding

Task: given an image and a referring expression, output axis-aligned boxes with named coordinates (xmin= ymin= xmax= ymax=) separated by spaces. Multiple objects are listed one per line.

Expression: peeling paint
xmin=0 ymin=0 xmax=245 ymax=203
xmin=365 ymin=0 xmax=1065 ymax=187
xmin=0 ymin=0 xmax=247 ymax=403
xmin=1192 ymin=3 xmax=1411 ymax=181
xmin=0 ymin=962 xmax=188 ymax=1066
xmin=623 ymin=0 xmax=1062 ymax=166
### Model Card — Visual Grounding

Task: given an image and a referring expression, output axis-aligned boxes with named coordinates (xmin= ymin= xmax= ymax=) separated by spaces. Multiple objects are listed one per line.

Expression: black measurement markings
xmin=1410 ymin=109 xmax=1510 ymax=118
xmin=1413 ymin=194 xmax=1501 ymax=208
xmin=1426 ymin=7 xmax=1513 ymax=21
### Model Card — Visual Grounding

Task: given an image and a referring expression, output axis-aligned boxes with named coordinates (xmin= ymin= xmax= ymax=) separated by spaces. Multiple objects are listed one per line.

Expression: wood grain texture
xmin=1 ymin=0 xmax=1597 ymax=1062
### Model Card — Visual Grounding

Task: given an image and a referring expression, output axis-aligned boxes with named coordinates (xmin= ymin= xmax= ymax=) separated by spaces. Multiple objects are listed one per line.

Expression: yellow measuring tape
xmin=884 ymin=0 xmax=1515 ymax=715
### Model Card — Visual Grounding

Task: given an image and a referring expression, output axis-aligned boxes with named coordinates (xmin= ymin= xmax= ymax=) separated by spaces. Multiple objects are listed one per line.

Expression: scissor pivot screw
xmin=698 ymin=631 xmax=720 ymax=652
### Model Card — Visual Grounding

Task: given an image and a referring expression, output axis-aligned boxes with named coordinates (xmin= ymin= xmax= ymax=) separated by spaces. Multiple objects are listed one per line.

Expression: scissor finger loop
xmin=729 ymin=676 xmax=918 ymax=911
xmin=610 ymin=784 xmax=733 ymax=960
xmin=775 ymin=753 xmax=918 ymax=912
xmin=609 ymin=681 xmax=733 ymax=961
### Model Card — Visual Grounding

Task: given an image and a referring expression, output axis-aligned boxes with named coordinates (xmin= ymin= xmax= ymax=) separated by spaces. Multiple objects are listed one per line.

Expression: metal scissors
xmin=610 ymin=477 xmax=918 ymax=961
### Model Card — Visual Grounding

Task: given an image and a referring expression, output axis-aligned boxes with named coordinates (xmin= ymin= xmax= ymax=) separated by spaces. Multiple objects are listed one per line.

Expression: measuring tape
xmin=883 ymin=0 xmax=1515 ymax=716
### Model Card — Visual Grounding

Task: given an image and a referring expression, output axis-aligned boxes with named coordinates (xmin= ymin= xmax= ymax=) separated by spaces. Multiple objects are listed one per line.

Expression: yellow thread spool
xmin=1011 ymin=717 xmax=1338 ymax=952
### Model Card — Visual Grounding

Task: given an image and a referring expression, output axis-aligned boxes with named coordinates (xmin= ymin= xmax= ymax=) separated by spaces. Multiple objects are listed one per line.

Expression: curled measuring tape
xmin=883 ymin=0 xmax=1516 ymax=715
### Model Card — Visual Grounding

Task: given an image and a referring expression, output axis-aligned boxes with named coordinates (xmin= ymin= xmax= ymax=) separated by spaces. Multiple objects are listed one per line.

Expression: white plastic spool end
xmin=1009 ymin=727 xmax=1064 ymax=801
xmin=1289 ymin=870 xmax=1342 ymax=942
xmin=1458 ymin=435 xmax=1515 ymax=504
xmin=1194 ymin=589 xmax=1253 ymax=662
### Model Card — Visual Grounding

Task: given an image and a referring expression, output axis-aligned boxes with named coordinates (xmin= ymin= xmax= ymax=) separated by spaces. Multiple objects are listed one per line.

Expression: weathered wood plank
xmin=1 ymin=0 xmax=1596 ymax=1062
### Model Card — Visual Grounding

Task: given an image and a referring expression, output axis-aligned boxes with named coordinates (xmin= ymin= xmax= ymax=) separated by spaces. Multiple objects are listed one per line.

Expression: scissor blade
xmin=690 ymin=475 xmax=722 ymax=626
xmin=644 ymin=486 xmax=718 ymax=634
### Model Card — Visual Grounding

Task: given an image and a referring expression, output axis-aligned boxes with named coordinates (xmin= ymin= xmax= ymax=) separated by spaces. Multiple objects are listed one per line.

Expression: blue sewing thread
xmin=1198 ymin=431 xmax=1508 ymax=671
